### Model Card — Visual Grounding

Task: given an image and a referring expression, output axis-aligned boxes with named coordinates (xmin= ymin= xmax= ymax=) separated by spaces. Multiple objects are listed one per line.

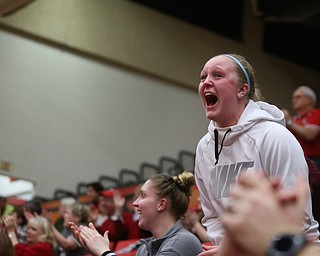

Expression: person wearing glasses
xmin=282 ymin=86 xmax=320 ymax=169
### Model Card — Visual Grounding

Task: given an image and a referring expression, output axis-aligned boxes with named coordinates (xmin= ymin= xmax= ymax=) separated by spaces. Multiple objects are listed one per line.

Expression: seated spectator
xmin=54 ymin=197 xmax=77 ymax=232
xmin=86 ymin=182 xmax=104 ymax=222
xmin=24 ymin=199 xmax=43 ymax=221
xmin=70 ymin=171 xmax=203 ymax=256
xmin=94 ymin=189 xmax=129 ymax=243
xmin=13 ymin=206 xmax=28 ymax=243
xmin=86 ymin=182 xmax=104 ymax=206
xmin=4 ymin=215 xmax=55 ymax=256
xmin=282 ymin=86 xmax=320 ymax=169
xmin=0 ymin=232 xmax=16 ymax=256
xmin=51 ymin=203 xmax=89 ymax=256
xmin=10 ymin=199 xmax=44 ymax=244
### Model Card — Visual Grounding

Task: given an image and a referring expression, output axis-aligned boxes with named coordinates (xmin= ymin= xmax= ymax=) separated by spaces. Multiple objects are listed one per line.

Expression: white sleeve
xmin=261 ymin=125 xmax=320 ymax=241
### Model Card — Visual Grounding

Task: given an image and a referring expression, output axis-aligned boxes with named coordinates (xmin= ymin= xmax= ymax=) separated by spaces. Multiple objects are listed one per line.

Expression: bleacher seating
xmin=76 ymin=182 xmax=88 ymax=196
xmin=98 ymin=175 xmax=120 ymax=190
xmin=178 ymin=150 xmax=196 ymax=173
xmin=29 ymin=149 xmax=198 ymax=226
xmin=32 ymin=195 xmax=51 ymax=202
xmin=139 ymin=162 xmax=160 ymax=182
xmin=119 ymin=169 xmax=141 ymax=187
xmin=44 ymin=150 xmax=195 ymax=201
xmin=53 ymin=188 xmax=76 ymax=200
xmin=4 ymin=149 xmax=199 ymax=232
xmin=159 ymin=156 xmax=183 ymax=176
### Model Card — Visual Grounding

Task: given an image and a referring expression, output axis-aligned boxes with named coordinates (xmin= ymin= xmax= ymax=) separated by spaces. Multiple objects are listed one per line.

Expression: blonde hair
xmin=28 ymin=216 xmax=55 ymax=245
xmin=149 ymin=171 xmax=194 ymax=220
xmin=70 ymin=203 xmax=89 ymax=224
xmin=220 ymin=53 xmax=263 ymax=101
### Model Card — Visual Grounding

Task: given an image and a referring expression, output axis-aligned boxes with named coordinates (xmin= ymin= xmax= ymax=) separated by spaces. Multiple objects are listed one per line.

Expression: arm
xmin=288 ymin=122 xmax=320 ymax=142
xmin=51 ymin=224 xmax=78 ymax=251
xmin=113 ymin=190 xmax=125 ymax=218
xmin=283 ymin=108 xmax=320 ymax=141
xmin=183 ymin=210 xmax=209 ymax=243
xmin=2 ymin=215 xmax=19 ymax=246
xmin=193 ymin=220 xmax=209 ymax=243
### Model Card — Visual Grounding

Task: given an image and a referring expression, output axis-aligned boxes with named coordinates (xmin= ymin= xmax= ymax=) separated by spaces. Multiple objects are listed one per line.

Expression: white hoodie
xmin=195 ymin=100 xmax=319 ymax=245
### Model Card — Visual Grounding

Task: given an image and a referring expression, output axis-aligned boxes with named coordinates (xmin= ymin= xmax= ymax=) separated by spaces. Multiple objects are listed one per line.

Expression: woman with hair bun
xmin=70 ymin=171 xmax=203 ymax=256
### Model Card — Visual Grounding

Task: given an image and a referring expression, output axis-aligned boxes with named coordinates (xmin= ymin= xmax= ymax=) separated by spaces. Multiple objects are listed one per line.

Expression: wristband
xmin=101 ymin=250 xmax=116 ymax=256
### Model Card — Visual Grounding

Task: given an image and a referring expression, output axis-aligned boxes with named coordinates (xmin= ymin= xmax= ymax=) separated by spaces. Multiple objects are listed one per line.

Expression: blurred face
xmin=63 ymin=207 xmax=72 ymax=226
xmin=26 ymin=221 xmax=43 ymax=245
xmin=87 ymin=186 xmax=99 ymax=202
xmin=125 ymin=197 xmax=135 ymax=213
xmin=63 ymin=207 xmax=81 ymax=226
xmin=98 ymin=196 xmax=115 ymax=216
xmin=59 ymin=204 xmax=68 ymax=215
xmin=292 ymin=88 xmax=313 ymax=113
xmin=133 ymin=180 xmax=160 ymax=232
xmin=198 ymin=55 xmax=245 ymax=127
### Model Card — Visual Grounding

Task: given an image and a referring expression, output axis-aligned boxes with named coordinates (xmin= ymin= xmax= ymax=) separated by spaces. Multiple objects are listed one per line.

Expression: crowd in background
xmin=0 ymin=177 xmax=207 ymax=256
xmin=1 ymin=53 xmax=320 ymax=256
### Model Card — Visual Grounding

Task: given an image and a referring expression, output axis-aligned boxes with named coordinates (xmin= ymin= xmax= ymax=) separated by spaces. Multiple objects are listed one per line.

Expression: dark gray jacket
xmin=137 ymin=220 xmax=203 ymax=256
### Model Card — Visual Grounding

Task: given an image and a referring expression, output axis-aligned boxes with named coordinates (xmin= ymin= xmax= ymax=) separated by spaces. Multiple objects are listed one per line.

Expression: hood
xmin=208 ymin=100 xmax=285 ymax=137
xmin=208 ymin=100 xmax=285 ymax=147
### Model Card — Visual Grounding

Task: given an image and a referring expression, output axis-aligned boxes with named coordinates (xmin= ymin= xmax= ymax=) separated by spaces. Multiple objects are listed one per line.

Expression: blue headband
xmin=224 ymin=54 xmax=250 ymax=95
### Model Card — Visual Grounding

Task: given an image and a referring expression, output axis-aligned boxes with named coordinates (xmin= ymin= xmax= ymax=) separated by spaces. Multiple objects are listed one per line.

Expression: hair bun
xmin=174 ymin=171 xmax=195 ymax=196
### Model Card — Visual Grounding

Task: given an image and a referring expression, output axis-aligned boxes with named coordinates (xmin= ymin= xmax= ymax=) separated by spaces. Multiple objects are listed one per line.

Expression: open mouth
xmin=205 ymin=92 xmax=218 ymax=106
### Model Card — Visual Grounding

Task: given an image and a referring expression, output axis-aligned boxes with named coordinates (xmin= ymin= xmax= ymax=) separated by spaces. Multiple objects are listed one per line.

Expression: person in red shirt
xmin=4 ymin=215 xmax=55 ymax=256
xmin=94 ymin=189 xmax=128 ymax=243
xmin=86 ymin=182 xmax=104 ymax=223
xmin=283 ymin=86 xmax=320 ymax=169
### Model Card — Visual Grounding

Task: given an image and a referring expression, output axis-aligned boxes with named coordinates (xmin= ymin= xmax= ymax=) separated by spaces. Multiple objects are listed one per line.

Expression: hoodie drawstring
xmin=214 ymin=128 xmax=231 ymax=165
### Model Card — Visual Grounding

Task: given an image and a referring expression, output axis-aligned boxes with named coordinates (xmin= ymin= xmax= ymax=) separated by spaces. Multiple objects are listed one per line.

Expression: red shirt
xmin=306 ymin=157 xmax=320 ymax=224
xmin=123 ymin=211 xmax=152 ymax=239
xmin=293 ymin=109 xmax=320 ymax=157
xmin=96 ymin=216 xmax=129 ymax=243
xmin=14 ymin=242 xmax=54 ymax=256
